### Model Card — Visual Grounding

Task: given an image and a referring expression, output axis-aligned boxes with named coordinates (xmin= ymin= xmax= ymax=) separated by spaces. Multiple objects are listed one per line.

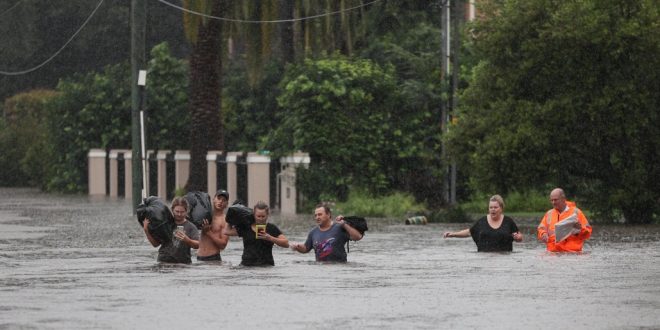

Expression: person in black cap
xmin=197 ymin=189 xmax=230 ymax=262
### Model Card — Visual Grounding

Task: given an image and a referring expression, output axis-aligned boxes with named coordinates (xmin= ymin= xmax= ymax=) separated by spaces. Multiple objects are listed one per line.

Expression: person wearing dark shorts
xmin=196 ymin=254 xmax=222 ymax=262
xmin=197 ymin=189 xmax=230 ymax=262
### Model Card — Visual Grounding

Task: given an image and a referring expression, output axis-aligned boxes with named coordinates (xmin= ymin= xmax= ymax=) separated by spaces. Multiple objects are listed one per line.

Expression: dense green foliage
xmin=334 ymin=189 xmax=427 ymax=218
xmin=270 ymin=56 xmax=398 ymax=200
xmin=222 ymin=59 xmax=284 ymax=151
xmin=448 ymin=0 xmax=660 ymax=223
xmin=0 ymin=90 xmax=59 ymax=188
xmin=3 ymin=0 xmax=657 ymax=224
xmin=46 ymin=62 xmax=131 ymax=192
xmin=460 ymin=190 xmax=550 ymax=214
xmin=144 ymin=43 xmax=190 ymax=150
xmin=356 ymin=5 xmax=446 ymax=204
xmin=42 ymin=43 xmax=188 ymax=192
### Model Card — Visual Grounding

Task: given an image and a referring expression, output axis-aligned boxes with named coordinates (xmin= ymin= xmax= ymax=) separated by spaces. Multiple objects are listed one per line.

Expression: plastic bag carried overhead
xmin=343 ymin=216 xmax=368 ymax=236
xmin=184 ymin=191 xmax=212 ymax=229
xmin=226 ymin=202 xmax=254 ymax=230
xmin=136 ymin=196 xmax=175 ymax=244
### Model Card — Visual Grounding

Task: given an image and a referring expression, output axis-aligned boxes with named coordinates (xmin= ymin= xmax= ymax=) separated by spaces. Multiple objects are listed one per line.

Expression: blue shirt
xmin=304 ymin=223 xmax=350 ymax=262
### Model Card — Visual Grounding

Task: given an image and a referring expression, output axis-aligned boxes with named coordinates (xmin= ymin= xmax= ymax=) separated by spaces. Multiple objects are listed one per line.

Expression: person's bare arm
xmin=201 ymin=219 xmax=229 ymax=249
xmin=443 ymin=228 xmax=470 ymax=238
xmin=223 ymin=224 xmax=238 ymax=237
xmin=290 ymin=242 xmax=310 ymax=253
xmin=142 ymin=219 xmax=160 ymax=247
xmin=335 ymin=216 xmax=363 ymax=241
xmin=259 ymin=232 xmax=289 ymax=248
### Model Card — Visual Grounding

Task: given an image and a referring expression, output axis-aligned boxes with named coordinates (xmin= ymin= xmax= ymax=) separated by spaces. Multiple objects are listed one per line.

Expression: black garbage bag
xmin=226 ymin=203 xmax=254 ymax=230
xmin=137 ymin=196 xmax=175 ymax=244
xmin=184 ymin=191 xmax=212 ymax=229
xmin=344 ymin=216 xmax=368 ymax=236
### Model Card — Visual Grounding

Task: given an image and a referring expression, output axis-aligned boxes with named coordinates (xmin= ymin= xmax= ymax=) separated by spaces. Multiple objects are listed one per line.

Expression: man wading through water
xmin=196 ymin=190 xmax=230 ymax=262
xmin=290 ymin=203 xmax=363 ymax=262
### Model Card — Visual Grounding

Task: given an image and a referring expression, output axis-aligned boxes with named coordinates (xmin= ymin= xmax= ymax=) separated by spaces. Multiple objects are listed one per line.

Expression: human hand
xmin=443 ymin=232 xmax=452 ymax=238
xmin=512 ymin=232 xmax=523 ymax=241
xmin=174 ymin=230 xmax=187 ymax=241
xmin=201 ymin=219 xmax=211 ymax=232
xmin=335 ymin=215 xmax=345 ymax=225
xmin=257 ymin=231 xmax=271 ymax=241
xmin=143 ymin=219 xmax=150 ymax=231
xmin=541 ymin=233 xmax=548 ymax=243
xmin=573 ymin=221 xmax=582 ymax=230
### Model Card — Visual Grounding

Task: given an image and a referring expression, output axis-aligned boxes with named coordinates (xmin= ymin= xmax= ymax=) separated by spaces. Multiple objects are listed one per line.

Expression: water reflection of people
xmin=223 ymin=201 xmax=289 ymax=266
xmin=196 ymin=189 xmax=230 ymax=262
xmin=142 ymin=197 xmax=200 ymax=264
xmin=537 ymin=188 xmax=592 ymax=252
xmin=290 ymin=203 xmax=363 ymax=262
xmin=443 ymin=195 xmax=523 ymax=252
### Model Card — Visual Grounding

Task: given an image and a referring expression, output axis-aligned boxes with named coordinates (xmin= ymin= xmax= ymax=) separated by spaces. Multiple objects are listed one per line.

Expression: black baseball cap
xmin=215 ymin=189 xmax=229 ymax=199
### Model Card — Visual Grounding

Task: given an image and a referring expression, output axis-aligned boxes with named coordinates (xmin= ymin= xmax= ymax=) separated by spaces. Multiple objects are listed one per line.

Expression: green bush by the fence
xmin=460 ymin=190 xmax=548 ymax=214
xmin=334 ymin=189 xmax=427 ymax=218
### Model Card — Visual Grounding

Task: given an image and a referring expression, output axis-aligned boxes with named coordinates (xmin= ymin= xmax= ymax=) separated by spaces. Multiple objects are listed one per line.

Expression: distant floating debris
xmin=405 ymin=215 xmax=427 ymax=225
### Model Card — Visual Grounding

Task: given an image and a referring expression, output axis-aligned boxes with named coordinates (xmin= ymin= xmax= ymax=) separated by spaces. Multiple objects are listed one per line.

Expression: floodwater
xmin=1 ymin=188 xmax=659 ymax=330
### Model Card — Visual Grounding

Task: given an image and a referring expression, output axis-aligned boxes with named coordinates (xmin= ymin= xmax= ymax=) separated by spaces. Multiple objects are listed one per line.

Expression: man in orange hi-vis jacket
xmin=537 ymin=188 xmax=592 ymax=252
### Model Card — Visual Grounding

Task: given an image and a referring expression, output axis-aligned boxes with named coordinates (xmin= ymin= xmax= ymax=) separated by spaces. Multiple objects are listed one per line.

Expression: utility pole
xmin=131 ymin=0 xmax=146 ymax=212
xmin=450 ymin=0 xmax=461 ymax=205
xmin=441 ymin=0 xmax=459 ymax=205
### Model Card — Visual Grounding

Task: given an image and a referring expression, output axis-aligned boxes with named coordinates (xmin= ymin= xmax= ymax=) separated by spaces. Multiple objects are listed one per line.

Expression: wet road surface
xmin=1 ymin=188 xmax=659 ymax=329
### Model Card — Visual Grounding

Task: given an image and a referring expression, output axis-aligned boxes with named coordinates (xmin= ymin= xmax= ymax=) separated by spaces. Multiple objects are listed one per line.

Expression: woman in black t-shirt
xmin=443 ymin=195 xmax=523 ymax=252
xmin=223 ymin=201 xmax=289 ymax=266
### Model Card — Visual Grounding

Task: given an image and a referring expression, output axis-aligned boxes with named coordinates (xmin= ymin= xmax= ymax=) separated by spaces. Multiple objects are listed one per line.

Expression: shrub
xmin=460 ymin=190 xmax=548 ymax=214
xmin=1 ymin=90 xmax=59 ymax=187
xmin=334 ymin=189 xmax=427 ymax=218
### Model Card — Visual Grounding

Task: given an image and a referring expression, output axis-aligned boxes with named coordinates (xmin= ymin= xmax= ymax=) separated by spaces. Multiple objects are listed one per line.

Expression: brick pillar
xmin=88 ymin=149 xmax=107 ymax=195
xmin=247 ymin=152 xmax=270 ymax=208
xmin=157 ymin=150 xmax=169 ymax=200
xmin=108 ymin=149 xmax=122 ymax=197
xmin=174 ymin=150 xmax=190 ymax=193
xmin=225 ymin=151 xmax=242 ymax=204
xmin=124 ymin=151 xmax=132 ymax=201
xmin=279 ymin=152 xmax=310 ymax=215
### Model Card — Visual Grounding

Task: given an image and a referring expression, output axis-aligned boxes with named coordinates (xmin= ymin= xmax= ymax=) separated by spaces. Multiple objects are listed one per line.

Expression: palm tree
xmin=181 ymin=0 xmax=371 ymax=191
xmin=182 ymin=0 xmax=224 ymax=191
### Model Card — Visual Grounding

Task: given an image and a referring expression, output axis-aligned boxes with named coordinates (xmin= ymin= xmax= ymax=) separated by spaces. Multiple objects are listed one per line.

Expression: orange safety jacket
xmin=537 ymin=201 xmax=592 ymax=252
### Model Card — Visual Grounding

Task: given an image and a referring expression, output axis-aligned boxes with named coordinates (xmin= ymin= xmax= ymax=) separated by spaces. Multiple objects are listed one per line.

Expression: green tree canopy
xmin=0 ymin=90 xmax=59 ymax=187
xmin=270 ymin=56 xmax=398 ymax=200
xmin=448 ymin=0 xmax=660 ymax=223
xmin=44 ymin=43 xmax=189 ymax=192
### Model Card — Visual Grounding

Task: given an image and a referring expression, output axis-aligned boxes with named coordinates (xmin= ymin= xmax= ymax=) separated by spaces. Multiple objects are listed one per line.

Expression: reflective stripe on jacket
xmin=537 ymin=201 xmax=592 ymax=252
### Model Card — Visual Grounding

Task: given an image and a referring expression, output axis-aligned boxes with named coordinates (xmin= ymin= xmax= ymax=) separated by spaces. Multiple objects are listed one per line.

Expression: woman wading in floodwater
xmin=443 ymin=195 xmax=523 ymax=252
xmin=143 ymin=197 xmax=200 ymax=264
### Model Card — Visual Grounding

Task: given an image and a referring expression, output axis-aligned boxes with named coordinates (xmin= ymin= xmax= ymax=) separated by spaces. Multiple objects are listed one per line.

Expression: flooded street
xmin=1 ymin=188 xmax=659 ymax=329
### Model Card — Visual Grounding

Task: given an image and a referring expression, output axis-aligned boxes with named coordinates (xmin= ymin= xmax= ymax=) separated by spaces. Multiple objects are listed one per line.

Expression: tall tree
xmin=448 ymin=0 xmax=660 ymax=223
xmin=181 ymin=0 xmax=375 ymax=191
xmin=182 ymin=0 xmax=224 ymax=192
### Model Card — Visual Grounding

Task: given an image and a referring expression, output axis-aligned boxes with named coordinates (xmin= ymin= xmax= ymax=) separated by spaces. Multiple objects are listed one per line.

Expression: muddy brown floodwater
xmin=1 ymin=188 xmax=659 ymax=329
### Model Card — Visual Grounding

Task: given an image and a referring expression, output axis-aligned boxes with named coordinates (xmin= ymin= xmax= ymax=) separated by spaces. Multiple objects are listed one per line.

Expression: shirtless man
xmin=196 ymin=190 xmax=230 ymax=262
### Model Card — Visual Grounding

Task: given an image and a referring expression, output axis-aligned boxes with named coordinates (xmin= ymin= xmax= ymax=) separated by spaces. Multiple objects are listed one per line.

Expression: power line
xmin=0 ymin=0 xmax=105 ymax=76
xmin=0 ymin=0 xmax=25 ymax=18
xmin=157 ymin=0 xmax=381 ymax=24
